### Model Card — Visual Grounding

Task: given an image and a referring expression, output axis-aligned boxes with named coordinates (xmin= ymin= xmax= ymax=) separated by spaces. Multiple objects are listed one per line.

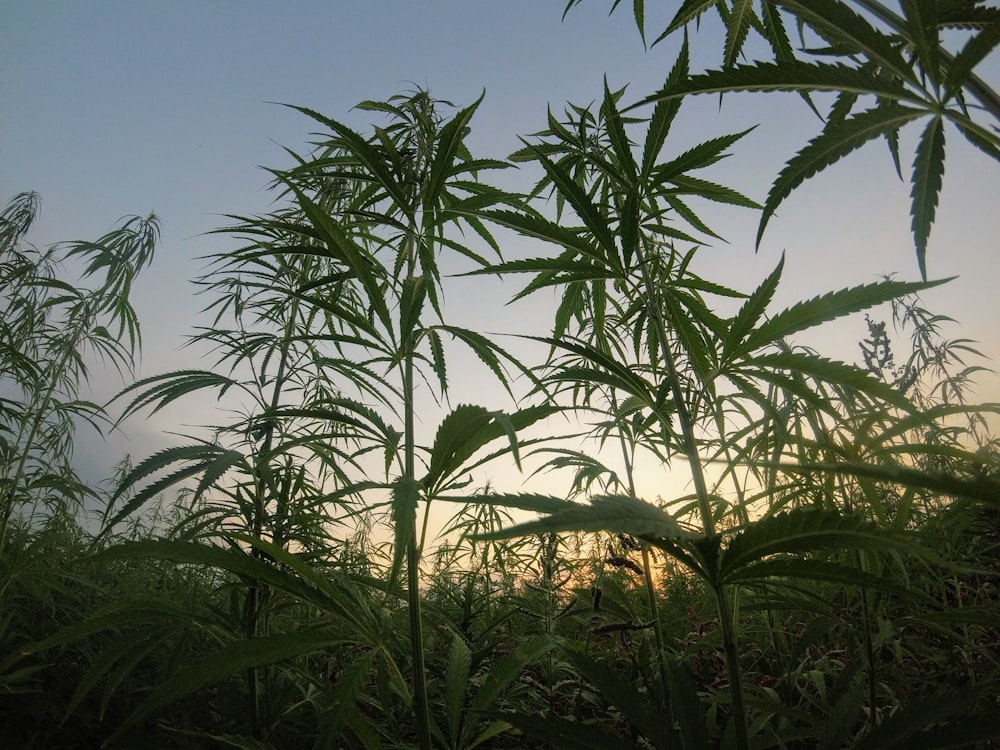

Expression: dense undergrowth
xmin=3 ymin=3 xmax=1000 ymax=748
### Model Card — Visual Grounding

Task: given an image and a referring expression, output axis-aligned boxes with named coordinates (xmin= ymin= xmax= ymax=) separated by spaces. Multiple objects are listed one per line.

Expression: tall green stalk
xmin=242 ymin=293 xmax=301 ymax=740
xmin=635 ymin=244 xmax=749 ymax=750
xmin=610 ymin=394 xmax=676 ymax=727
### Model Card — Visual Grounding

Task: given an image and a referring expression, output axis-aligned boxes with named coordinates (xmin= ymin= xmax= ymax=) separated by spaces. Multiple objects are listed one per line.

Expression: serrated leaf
xmin=943 ymin=21 xmax=1000 ymax=103
xmin=389 ymin=476 xmax=421 ymax=590
xmin=727 ymin=557 xmax=935 ymax=605
xmin=758 ymin=103 xmax=925 ymax=248
xmin=112 ymin=370 xmax=240 ymax=424
xmin=641 ymin=40 xmax=688 ymax=177
xmin=423 ymin=92 xmax=484 ymax=215
xmin=423 ymin=404 xmax=492 ymax=491
xmin=724 ymin=0 xmax=756 ymax=68
xmin=520 ymin=143 xmax=621 ymax=261
xmin=601 ymin=79 xmax=637 ymax=182
xmin=470 ymin=208 xmax=614 ymax=270
xmin=745 ymin=276 xmax=949 ymax=352
xmin=444 ymin=636 xmax=472 ymax=746
xmin=663 ymin=0 xmax=723 ymax=41
xmin=778 ymin=0 xmax=918 ymax=83
xmin=632 ymin=61 xmax=916 ymax=112
xmin=723 ymin=253 xmax=784 ymax=361
xmin=851 ymin=684 xmax=1000 ymax=750
xmin=776 ymin=460 xmax=1000 ymax=506
xmin=910 ymin=116 xmax=946 ymax=279
xmin=748 ymin=351 xmax=914 ymax=409
xmin=399 ymin=274 xmax=427 ymax=340
xmin=101 ymin=444 xmax=249 ymax=536
xmin=719 ymin=508 xmax=901 ymax=582
xmin=476 ymin=494 xmax=692 ymax=543
xmin=652 ymin=128 xmax=755 ymax=185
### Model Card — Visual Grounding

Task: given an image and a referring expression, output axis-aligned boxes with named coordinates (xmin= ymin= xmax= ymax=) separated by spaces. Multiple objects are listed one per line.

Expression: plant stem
xmin=242 ymin=294 xmax=300 ymax=741
xmin=611 ymin=395 xmax=676 ymax=728
xmin=401 ymin=190 xmax=432 ymax=746
xmin=403 ymin=328 xmax=432 ymax=750
xmin=636 ymin=243 xmax=750 ymax=750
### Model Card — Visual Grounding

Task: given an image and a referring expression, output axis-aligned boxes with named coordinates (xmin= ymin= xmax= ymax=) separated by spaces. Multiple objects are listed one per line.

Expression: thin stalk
xmin=636 ymin=268 xmax=715 ymax=537
xmin=401 ymin=206 xmax=432 ymax=749
xmin=610 ymin=394 xmax=675 ymax=728
xmin=635 ymin=243 xmax=749 ymax=750
xmin=242 ymin=294 xmax=301 ymax=740
xmin=403 ymin=330 xmax=432 ymax=750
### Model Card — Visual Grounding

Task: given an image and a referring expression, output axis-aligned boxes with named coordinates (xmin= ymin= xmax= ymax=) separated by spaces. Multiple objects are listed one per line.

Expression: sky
xmin=3 ymin=2 xmax=999 ymax=529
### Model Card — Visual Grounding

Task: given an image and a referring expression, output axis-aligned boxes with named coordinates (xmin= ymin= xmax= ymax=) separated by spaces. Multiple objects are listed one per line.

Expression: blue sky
xmin=3 ymin=2 xmax=999 ymax=509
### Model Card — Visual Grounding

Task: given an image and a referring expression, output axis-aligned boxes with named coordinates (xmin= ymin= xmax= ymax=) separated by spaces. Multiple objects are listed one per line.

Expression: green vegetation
xmin=3 ymin=3 xmax=1000 ymax=748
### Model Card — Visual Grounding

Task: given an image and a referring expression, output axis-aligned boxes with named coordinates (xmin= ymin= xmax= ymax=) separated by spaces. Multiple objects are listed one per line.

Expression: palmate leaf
xmin=472 ymin=491 xmax=575 ymax=517
xmin=476 ymin=493 xmax=693 ymax=543
xmin=663 ymin=173 xmax=761 ymax=208
xmin=718 ymin=507 xmax=914 ymax=583
xmin=742 ymin=276 xmax=949 ymax=354
xmin=651 ymin=127 xmax=755 ymax=184
xmin=632 ymin=60 xmax=917 ymax=111
xmin=422 ymin=91 xmax=485 ymax=216
xmin=757 ymin=102 xmax=926 ymax=248
xmin=601 ymin=78 xmax=638 ymax=183
xmin=423 ymin=404 xmax=491 ymax=492
xmin=778 ymin=0 xmax=918 ymax=83
xmin=726 ymin=557 xmax=937 ymax=605
xmin=901 ymin=0 xmax=941 ymax=88
xmin=545 ymin=364 xmax=656 ymax=407
xmin=279 ymin=103 xmax=412 ymax=209
xmin=744 ymin=351 xmax=914 ymax=410
xmin=90 ymin=538 xmax=363 ymax=621
xmin=324 ymin=652 xmax=377 ymax=749
xmin=281 ymin=181 xmax=393 ymax=333
xmin=529 ymin=334 xmax=657 ymax=405
xmin=722 ymin=253 xmax=784 ymax=360
xmin=774 ymin=460 xmax=1000 ymax=507
xmin=469 ymin=635 xmax=556 ymax=716
xmin=865 ymin=402 xmax=1000 ymax=449
xmin=100 ymin=443 xmax=249 ymax=536
xmin=67 ymin=624 xmax=178 ymax=721
xmin=641 ymin=38 xmax=688 ymax=178
xmin=943 ymin=19 xmax=1000 ymax=105
xmin=851 ymin=683 xmax=1000 ymax=750
xmin=468 ymin=208 xmax=613 ymax=270
xmin=519 ymin=142 xmax=621 ymax=260
xmin=910 ymin=115 xmax=945 ymax=279
xmin=461 ymin=256 xmax=621 ymax=303
xmin=662 ymin=0 xmax=726 ymax=42
xmin=399 ymin=274 xmax=427 ymax=342
xmin=434 ymin=324 xmax=548 ymax=399
xmin=111 ymin=369 xmax=242 ymax=425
